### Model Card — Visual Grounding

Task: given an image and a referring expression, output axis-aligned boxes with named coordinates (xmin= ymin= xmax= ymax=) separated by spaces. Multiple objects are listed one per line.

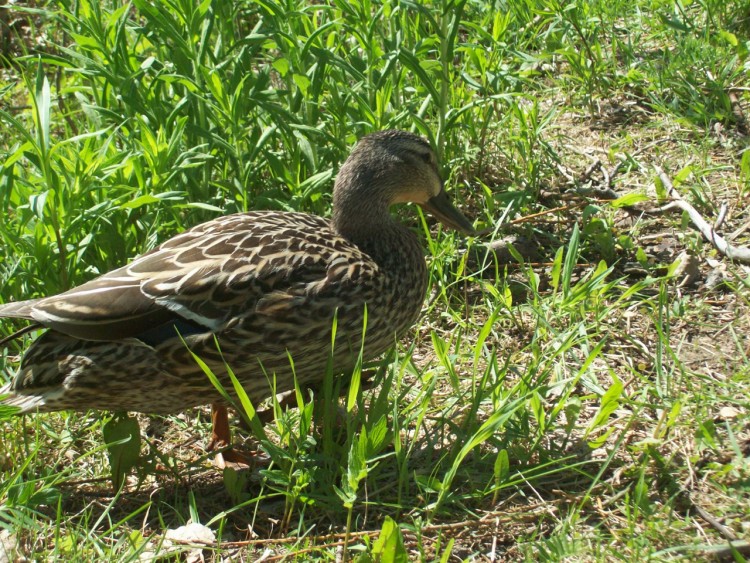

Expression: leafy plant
xmin=101 ymin=413 xmax=142 ymax=491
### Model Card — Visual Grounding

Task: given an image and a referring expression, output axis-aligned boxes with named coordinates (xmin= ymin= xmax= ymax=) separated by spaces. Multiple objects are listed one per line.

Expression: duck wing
xmin=0 ymin=212 xmax=352 ymax=342
xmin=0 ymin=273 xmax=174 ymax=340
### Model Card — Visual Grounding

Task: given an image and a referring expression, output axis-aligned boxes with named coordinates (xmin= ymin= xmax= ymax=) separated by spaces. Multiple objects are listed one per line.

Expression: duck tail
xmin=0 ymin=298 xmax=39 ymax=319
xmin=0 ymin=382 xmax=47 ymax=414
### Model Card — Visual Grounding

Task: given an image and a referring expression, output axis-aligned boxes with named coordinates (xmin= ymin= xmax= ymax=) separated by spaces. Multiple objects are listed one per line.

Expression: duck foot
xmin=210 ymin=369 xmax=380 ymax=467
xmin=208 ymin=403 xmax=258 ymax=469
xmin=211 ymin=445 xmax=257 ymax=470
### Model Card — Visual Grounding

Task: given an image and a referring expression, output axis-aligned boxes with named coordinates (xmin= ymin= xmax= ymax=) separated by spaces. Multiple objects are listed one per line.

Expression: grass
xmin=1 ymin=0 xmax=749 ymax=560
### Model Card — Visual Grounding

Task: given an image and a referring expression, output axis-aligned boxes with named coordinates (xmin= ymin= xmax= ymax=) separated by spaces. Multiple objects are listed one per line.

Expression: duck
xmin=0 ymin=129 xmax=475 ymax=466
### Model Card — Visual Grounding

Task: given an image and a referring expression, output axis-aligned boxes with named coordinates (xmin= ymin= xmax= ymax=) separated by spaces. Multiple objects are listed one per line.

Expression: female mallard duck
xmin=0 ymin=130 xmax=474 ymax=465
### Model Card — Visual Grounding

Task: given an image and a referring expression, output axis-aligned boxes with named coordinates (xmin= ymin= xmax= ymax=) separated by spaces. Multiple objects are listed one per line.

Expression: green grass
xmin=1 ymin=0 xmax=749 ymax=560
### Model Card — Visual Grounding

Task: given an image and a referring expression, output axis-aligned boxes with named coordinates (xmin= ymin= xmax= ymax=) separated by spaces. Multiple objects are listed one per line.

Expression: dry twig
xmin=654 ymin=165 xmax=750 ymax=264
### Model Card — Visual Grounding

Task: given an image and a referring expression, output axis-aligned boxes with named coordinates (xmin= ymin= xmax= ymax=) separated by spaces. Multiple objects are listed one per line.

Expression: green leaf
xmin=293 ymin=129 xmax=316 ymax=169
xmin=530 ymin=391 xmax=546 ymax=433
xmin=587 ymin=378 xmax=623 ymax=433
xmin=587 ymin=426 xmax=614 ymax=449
xmin=667 ymin=401 xmax=682 ymax=428
xmin=718 ymin=30 xmax=738 ymax=47
xmin=635 ymin=247 xmax=649 ymax=267
xmin=673 ymin=165 xmax=692 ymax=186
xmin=493 ymin=449 xmax=509 ymax=485
xmin=634 ymin=470 xmax=651 ymax=514
xmin=365 ymin=416 xmax=389 ymax=455
xmin=398 ymin=49 xmax=440 ymax=103
xmin=562 ymin=223 xmax=580 ymax=297
xmin=431 ymin=331 xmax=459 ymax=391
xmin=272 ymin=58 xmax=290 ymax=77
xmin=347 ymin=305 xmax=367 ymax=413
xmin=550 ymin=246 xmax=564 ymax=293
xmin=740 ymin=150 xmax=750 ymax=181
xmin=225 ymin=353 xmax=265 ymax=437
xmin=609 ymin=192 xmax=649 ymax=208
xmin=222 ymin=466 xmax=249 ymax=504
xmin=474 ymin=308 xmax=499 ymax=367
xmin=102 ymin=414 xmax=141 ymax=491
xmin=292 ymin=73 xmax=311 ymax=96
xmin=120 ymin=194 xmax=161 ymax=209
xmin=658 ymin=13 xmax=691 ymax=33
xmin=666 ymin=254 xmax=686 ymax=278
xmin=333 ymin=484 xmax=356 ymax=507
xmin=654 ymin=173 xmax=667 ymax=201
xmin=340 ymin=434 xmax=368 ymax=508
xmin=563 ymin=397 xmax=582 ymax=435
xmin=34 ymin=64 xmax=51 ymax=153
xmin=371 ymin=516 xmax=407 ymax=563
xmin=438 ymin=538 xmax=455 ymax=563
xmin=181 ymin=202 xmax=224 ymax=213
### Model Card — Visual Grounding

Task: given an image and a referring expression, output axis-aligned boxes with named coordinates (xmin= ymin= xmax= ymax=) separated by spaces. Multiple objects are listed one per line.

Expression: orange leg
xmin=208 ymin=403 xmax=254 ymax=469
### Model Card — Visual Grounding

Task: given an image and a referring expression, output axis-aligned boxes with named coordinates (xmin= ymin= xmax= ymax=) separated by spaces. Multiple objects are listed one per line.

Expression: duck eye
xmin=420 ymin=152 xmax=433 ymax=165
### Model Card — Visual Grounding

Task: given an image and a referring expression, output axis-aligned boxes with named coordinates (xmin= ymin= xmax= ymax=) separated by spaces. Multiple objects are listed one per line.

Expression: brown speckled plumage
xmin=0 ymin=130 xmax=474 ymax=417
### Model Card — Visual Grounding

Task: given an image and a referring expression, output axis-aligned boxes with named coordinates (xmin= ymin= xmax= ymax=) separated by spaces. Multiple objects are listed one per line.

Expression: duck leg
xmin=211 ymin=370 xmax=379 ymax=466
xmin=208 ymin=403 xmax=254 ymax=469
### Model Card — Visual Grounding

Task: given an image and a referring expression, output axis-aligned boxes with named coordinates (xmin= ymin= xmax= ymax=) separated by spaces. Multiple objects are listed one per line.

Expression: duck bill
xmin=420 ymin=190 xmax=476 ymax=235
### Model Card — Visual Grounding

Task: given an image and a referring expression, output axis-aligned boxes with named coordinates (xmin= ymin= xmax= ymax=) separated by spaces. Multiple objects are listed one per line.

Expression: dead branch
xmin=714 ymin=203 xmax=728 ymax=231
xmin=729 ymin=218 xmax=750 ymax=241
xmin=654 ymin=165 xmax=750 ymax=264
xmin=700 ymin=540 xmax=750 ymax=559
